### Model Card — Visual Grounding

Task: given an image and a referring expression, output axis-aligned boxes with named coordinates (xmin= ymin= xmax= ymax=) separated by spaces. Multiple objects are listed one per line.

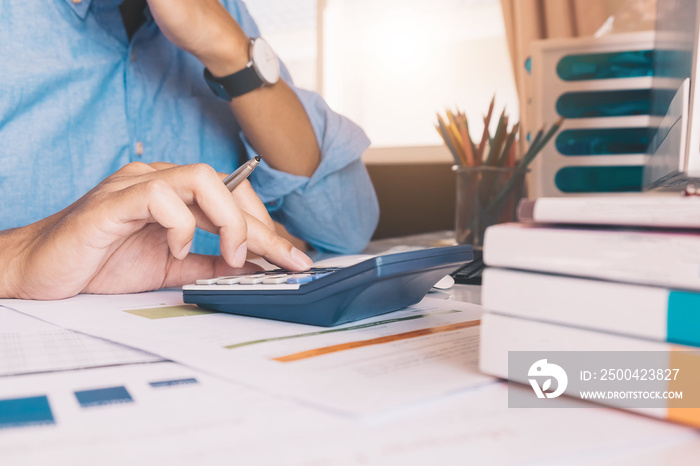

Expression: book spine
xmin=479 ymin=312 xmax=700 ymax=427
xmin=482 ymin=268 xmax=671 ymax=342
xmin=483 ymin=268 xmax=700 ymax=348
xmin=483 ymin=224 xmax=700 ymax=291
xmin=517 ymin=196 xmax=700 ymax=228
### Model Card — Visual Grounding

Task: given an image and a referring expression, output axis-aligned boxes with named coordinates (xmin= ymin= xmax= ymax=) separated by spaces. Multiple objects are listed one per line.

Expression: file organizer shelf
xmin=529 ymin=32 xmax=656 ymax=197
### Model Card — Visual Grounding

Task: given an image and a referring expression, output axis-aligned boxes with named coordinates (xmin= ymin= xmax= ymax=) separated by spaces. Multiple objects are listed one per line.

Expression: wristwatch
xmin=203 ymin=37 xmax=280 ymax=101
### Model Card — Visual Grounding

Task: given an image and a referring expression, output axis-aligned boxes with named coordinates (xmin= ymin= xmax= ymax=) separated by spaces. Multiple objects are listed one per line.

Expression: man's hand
xmin=0 ymin=162 xmax=312 ymax=300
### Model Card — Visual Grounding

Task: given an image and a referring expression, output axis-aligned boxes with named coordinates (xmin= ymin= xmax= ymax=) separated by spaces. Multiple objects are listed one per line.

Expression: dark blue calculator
xmin=182 ymin=245 xmax=473 ymax=326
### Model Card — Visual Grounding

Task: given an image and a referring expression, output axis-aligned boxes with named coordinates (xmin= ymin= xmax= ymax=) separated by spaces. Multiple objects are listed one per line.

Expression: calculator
xmin=182 ymin=245 xmax=473 ymax=327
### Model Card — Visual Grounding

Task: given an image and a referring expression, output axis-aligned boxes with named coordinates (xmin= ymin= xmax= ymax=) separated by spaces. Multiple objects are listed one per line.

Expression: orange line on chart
xmin=272 ymin=320 xmax=481 ymax=363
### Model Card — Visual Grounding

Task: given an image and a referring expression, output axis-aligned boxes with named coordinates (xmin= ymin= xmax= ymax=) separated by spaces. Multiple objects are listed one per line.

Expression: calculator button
xmin=195 ymin=278 xmax=220 ymax=285
xmin=286 ymin=274 xmax=312 ymax=284
xmin=216 ymin=277 xmax=244 ymax=285
xmin=262 ymin=275 xmax=289 ymax=284
xmin=240 ymin=276 xmax=268 ymax=285
xmin=286 ymin=273 xmax=330 ymax=284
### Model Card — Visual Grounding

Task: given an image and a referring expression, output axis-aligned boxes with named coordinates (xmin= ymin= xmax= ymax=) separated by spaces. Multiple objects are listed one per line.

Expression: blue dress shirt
xmin=0 ymin=0 xmax=379 ymax=254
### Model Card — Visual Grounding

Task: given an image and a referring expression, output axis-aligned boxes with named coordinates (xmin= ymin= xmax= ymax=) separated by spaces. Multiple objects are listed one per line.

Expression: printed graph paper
xmin=0 ymin=307 xmax=162 ymax=377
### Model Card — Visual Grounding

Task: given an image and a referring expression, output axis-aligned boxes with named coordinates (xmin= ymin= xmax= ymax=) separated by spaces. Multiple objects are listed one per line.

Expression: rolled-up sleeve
xmin=230 ymin=1 xmax=380 ymax=253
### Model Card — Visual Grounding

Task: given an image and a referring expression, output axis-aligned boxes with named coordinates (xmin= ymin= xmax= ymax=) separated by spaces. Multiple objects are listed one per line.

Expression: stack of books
xmin=477 ymin=195 xmax=700 ymax=426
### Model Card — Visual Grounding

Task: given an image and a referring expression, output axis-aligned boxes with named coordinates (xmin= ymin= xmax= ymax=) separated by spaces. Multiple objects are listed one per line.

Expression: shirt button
xmin=135 ymin=142 xmax=144 ymax=157
xmin=72 ymin=0 xmax=81 ymax=3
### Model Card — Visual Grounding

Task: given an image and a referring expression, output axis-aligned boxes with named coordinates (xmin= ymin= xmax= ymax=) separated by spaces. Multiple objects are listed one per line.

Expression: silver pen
xmin=223 ymin=155 xmax=262 ymax=191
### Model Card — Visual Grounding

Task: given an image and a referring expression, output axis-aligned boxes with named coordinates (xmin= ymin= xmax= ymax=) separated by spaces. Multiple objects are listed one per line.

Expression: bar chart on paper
xmin=0 ymin=363 xmax=206 ymax=433
xmin=0 ymin=362 xmax=338 ymax=465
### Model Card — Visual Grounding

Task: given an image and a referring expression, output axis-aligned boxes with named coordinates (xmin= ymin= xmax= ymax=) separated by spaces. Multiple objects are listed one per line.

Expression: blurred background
xmin=245 ymin=0 xmax=645 ymax=238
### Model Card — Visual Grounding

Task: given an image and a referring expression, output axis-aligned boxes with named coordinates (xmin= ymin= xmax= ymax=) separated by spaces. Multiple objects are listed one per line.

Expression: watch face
xmin=251 ymin=38 xmax=280 ymax=85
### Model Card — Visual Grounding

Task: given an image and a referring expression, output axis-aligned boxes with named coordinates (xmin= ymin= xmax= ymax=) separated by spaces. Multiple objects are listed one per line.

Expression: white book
xmin=483 ymin=223 xmax=700 ymax=291
xmin=480 ymin=313 xmax=676 ymax=377
xmin=482 ymin=268 xmax=700 ymax=347
xmin=518 ymin=195 xmax=700 ymax=229
xmin=479 ymin=313 xmax=700 ymax=427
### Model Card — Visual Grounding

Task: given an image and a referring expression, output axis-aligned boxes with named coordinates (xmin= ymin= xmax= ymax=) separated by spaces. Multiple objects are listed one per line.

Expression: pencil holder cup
xmin=453 ymin=165 xmax=528 ymax=247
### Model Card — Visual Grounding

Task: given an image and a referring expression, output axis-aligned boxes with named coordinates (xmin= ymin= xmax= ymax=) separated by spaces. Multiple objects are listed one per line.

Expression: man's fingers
xmin=105 ymin=179 xmax=197 ymax=260
xmin=162 ymin=253 xmax=263 ymax=288
xmin=145 ymin=162 xmax=274 ymax=231
xmin=129 ymin=163 xmax=250 ymax=266
xmin=95 ymin=162 xmax=292 ymax=270
xmin=177 ymin=206 xmax=311 ymax=271
xmin=244 ymin=214 xmax=312 ymax=271
xmin=228 ymin=180 xmax=275 ymax=230
xmin=151 ymin=162 xmax=273 ymax=230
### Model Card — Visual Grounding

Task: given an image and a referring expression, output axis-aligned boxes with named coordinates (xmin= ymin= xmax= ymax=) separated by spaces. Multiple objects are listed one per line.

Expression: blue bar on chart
xmin=74 ymin=386 xmax=133 ymax=408
xmin=149 ymin=378 xmax=199 ymax=388
xmin=0 ymin=395 xmax=55 ymax=430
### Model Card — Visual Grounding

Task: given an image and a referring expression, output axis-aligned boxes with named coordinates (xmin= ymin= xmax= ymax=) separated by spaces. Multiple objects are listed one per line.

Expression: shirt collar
xmin=63 ymin=0 xmax=93 ymax=20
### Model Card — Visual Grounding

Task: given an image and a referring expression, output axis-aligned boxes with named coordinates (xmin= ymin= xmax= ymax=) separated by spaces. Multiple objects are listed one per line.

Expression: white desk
xmin=1 ymin=233 xmax=699 ymax=465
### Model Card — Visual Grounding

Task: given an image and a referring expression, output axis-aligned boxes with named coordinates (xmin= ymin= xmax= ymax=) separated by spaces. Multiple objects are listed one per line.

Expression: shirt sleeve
xmin=224 ymin=0 xmax=380 ymax=254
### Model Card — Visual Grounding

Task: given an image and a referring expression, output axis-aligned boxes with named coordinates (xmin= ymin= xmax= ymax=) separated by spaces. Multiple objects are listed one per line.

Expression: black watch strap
xmin=203 ymin=66 xmax=264 ymax=101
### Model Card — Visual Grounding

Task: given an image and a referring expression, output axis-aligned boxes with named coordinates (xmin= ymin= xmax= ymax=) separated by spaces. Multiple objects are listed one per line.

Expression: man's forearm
xmin=155 ymin=2 xmax=321 ymax=178
xmin=205 ymin=33 xmax=320 ymax=178
xmin=227 ymin=81 xmax=320 ymax=177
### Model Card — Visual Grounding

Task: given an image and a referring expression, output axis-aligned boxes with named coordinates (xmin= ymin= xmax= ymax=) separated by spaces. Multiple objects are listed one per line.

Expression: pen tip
xmin=255 ymin=155 xmax=262 ymax=162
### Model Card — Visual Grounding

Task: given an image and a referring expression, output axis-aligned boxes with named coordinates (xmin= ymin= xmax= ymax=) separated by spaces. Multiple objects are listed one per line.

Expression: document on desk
xmin=0 ymin=305 xmax=162 ymax=376
xmin=1 ymin=362 xmax=697 ymax=466
xmin=2 ymin=291 xmax=494 ymax=415
xmin=0 ymin=361 xmax=341 ymax=464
